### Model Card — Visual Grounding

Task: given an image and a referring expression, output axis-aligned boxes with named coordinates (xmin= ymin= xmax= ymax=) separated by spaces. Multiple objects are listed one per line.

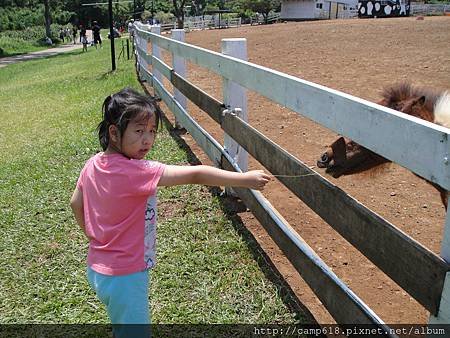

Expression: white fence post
xmin=172 ymin=29 xmax=186 ymax=129
xmin=144 ymin=24 xmax=153 ymax=82
xmin=150 ymin=25 xmax=162 ymax=85
xmin=136 ymin=23 xmax=149 ymax=82
xmin=429 ymin=196 xmax=450 ymax=327
xmin=222 ymin=38 xmax=248 ymax=196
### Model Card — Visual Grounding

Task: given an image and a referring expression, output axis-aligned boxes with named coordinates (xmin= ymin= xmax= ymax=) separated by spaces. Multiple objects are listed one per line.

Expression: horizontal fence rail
xmin=135 ymin=25 xmax=450 ymax=192
xmin=133 ymin=23 xmax=450 ymax=325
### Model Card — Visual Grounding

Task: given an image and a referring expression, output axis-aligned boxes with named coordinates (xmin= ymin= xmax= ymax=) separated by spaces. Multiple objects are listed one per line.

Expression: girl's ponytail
xmin=97 ymin=119 xmax=109 ymax=150
xmin=97 ymin=95 xmax=113 ymax=150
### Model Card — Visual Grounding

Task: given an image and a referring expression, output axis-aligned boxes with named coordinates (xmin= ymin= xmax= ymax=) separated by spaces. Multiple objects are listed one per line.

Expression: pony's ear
xmin=412 ymin=96 xmax=426 ymax=107
xmin=331 ymin=137 xmax=347 ymax=166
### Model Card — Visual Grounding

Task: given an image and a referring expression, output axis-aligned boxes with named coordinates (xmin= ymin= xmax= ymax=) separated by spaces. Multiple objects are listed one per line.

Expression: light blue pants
xmin=87 ymin=266 xmax=151 ymax=338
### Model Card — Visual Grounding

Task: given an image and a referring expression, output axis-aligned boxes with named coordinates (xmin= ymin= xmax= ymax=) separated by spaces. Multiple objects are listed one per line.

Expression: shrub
xmin=155 ymin=11 xmax=175 ymax=24
xmin=0 ymin=6 xmax=45 ymax=32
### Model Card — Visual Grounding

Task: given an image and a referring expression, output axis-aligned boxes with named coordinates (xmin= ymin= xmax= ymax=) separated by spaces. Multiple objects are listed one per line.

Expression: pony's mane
xmin=380 ymin=82 xmax=442 ymax=113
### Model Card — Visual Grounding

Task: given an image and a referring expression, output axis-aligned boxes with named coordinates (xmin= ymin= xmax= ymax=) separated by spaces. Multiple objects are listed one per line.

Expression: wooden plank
xmin=135 ymin=45 xmax=152 ymax=65
xmin=138 ymin=66 xmax=153 ymax=86
xmin=429 ymin=272 xmax=450 ymax=324
xmin=150 ymin=25 xmax=162 ymax=84
xmin=221 ymin=113 xmax=450 ymax=315
xmin=172 ymin=29 xmax=187 ymax=129
xmin=171 ymin=72 xmax=224 ymax=125
xmin=148 ymin=56 xmax=224 ymax=126
xmin=221 ymin=159 xmax=393 ymax=330
xmin=151 ymin=55 xmax=172 ymax=81
xmin=429 ymin=199 xmax=450 ymax=323
xmin=149 ymin=70 xmax=223 ymax=167
xmin=134 ymin=26 xmax=450 ymax=191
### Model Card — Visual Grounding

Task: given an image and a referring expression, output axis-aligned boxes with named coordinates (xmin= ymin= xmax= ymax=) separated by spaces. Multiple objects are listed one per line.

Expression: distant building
xmin=280 ymin=0 xmax=359 ymax=20
xmin=357 ymin=0 xmax=410 ymax=18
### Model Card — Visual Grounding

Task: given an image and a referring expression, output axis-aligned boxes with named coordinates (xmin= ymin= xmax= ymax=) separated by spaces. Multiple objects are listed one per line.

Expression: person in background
xmin=80 ymin=25 xmax=86 ymax=43
xmin=92 ymin=21 xmax=102 ymax=49
xmin=72 ymin=25 xmax=78 ymax=44
xmin=59 ymin=28 xmax=65 ymax=43
xmin=127 ymin=18 xmax=135 ymax=39
xmin=82 ymin=34 xmax=88 ymax=52
xmin=79 ymin=24 xmax=85 ymax=43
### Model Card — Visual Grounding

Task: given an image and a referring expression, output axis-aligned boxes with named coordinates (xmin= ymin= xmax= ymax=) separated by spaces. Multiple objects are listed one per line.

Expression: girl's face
xmin=111 ymin=113 xmax=157 ymax=160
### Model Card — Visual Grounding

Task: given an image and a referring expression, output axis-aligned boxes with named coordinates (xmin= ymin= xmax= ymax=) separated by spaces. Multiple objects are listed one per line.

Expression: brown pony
xmin=316 ymin=82 xmax=450 ymax=208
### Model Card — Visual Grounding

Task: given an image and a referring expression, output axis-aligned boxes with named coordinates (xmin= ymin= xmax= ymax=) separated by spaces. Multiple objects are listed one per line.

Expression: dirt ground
xmin=157 ymin=16 xmax=450 ymax=324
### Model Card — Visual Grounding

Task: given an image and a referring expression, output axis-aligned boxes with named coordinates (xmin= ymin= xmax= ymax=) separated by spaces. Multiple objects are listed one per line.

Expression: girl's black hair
xmin=97 ymin=87 xmax=162 ymax=151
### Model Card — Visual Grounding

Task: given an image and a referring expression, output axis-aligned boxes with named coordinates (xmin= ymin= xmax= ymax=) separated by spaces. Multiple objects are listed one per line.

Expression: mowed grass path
xmin=0 ymin=40 xmax=302 ymax=324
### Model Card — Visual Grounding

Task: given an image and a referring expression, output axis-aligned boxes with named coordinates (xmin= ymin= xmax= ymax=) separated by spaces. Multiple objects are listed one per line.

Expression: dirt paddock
xmin=158 ymin=16 xmax=450 ymax=324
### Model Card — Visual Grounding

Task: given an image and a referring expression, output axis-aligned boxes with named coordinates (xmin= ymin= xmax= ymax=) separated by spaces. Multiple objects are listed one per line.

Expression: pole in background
xmin=108 ymin=0 xmax=116 ymax=71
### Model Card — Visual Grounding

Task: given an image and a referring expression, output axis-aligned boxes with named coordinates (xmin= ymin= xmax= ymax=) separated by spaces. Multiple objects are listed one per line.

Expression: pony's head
xmin=378 ymin=82 xmax=432 ymax=121
xmin=316 ymin=83 xmax=432 ymax=177
xmin=316 ymin=136 xmax=389 ymax=178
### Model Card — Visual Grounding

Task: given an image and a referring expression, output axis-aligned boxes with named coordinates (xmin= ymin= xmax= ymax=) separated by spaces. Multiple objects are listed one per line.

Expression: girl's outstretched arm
xmin=158 ymin=165 xmax=270 ymax=190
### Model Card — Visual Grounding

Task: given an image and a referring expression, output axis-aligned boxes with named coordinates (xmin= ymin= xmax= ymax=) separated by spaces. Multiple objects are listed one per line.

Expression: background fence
xmin=158 ymin=15 xmax=242 ymax=33
xmin=411 ymin=4 xmax=450 ymax=15
xmin=133 ymin=22 xmax=450 ymax=329
xmin=250 ymin=12 xmax=281 ymax=25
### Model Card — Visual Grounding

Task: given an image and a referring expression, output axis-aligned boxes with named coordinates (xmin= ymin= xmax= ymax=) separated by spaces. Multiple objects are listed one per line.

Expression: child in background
xmin=70 ymin=88 xmax=270 ymax=336
xmin=81 ymin=34 xmax=88 ymax=52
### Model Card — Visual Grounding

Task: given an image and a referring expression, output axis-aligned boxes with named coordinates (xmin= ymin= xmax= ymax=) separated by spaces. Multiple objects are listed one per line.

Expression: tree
xmin=242 ymin=0 xmax=280 ymax=23
xmin=44 ymin=0 xmax=51 ymax=37
xmin=191 ymin=0 xmax=207 ymax=16
xmin=172 ymin=0 xmax=187 ymax=28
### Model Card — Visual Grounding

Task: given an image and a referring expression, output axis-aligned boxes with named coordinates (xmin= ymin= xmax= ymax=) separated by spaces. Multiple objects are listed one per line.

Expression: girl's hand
xmin=244 ymin=170 xmax=271 ymax=190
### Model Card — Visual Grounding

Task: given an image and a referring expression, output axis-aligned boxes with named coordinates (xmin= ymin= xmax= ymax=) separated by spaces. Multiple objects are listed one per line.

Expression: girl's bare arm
xmin=70 ymin=187 xmax=87 ymax=236
xmin=158 ymin=165 xmax=270 ymax=190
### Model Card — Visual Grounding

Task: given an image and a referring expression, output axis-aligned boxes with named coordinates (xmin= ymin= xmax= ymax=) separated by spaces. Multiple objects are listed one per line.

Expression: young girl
xmin=70 ymin=87 xmax=270 ymax=332
xmin=81 ymin=34 xmax=88 ymax=52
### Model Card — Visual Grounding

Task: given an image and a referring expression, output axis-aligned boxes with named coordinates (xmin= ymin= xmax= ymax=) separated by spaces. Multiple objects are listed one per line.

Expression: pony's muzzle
xmin=317 ymin=153 xmax=330 ymax=168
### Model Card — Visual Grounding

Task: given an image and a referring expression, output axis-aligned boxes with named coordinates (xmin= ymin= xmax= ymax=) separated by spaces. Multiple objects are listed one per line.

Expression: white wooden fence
xmin=159 ymin=16 xmax=242 ymax=33
xmin=133 ymin=22 xmax=450 ymax=329
xmin=315 ymin=8 xmax=358 ymax=19
xmin=411 ymin=4 xmax=450 ymax=16
xmin=184 ymin=16 xmax=242 ymax=31
xmin=250 ymin=12 xmax=281 ymax=25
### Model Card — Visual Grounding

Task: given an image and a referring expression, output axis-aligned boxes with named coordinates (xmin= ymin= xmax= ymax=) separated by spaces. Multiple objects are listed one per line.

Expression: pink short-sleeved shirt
xmin=76 ymin=153 xmax=166 ymax=276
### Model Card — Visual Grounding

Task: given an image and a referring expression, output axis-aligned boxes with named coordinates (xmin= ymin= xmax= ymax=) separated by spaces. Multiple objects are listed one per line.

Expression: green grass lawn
xmin=0 ymin=35 xmax=52 ymax=57
xmin=0 ymin=39 xmax=305 ymax=325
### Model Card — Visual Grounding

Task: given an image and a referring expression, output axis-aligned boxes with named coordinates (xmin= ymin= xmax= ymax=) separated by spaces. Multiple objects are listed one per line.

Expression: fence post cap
xmin=221 ymin=38 xmax=247 ymax=42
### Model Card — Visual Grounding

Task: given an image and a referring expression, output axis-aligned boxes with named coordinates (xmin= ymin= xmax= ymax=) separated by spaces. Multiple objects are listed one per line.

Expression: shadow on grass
xmin=159 ymin=112 xmax=321 ymax=329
